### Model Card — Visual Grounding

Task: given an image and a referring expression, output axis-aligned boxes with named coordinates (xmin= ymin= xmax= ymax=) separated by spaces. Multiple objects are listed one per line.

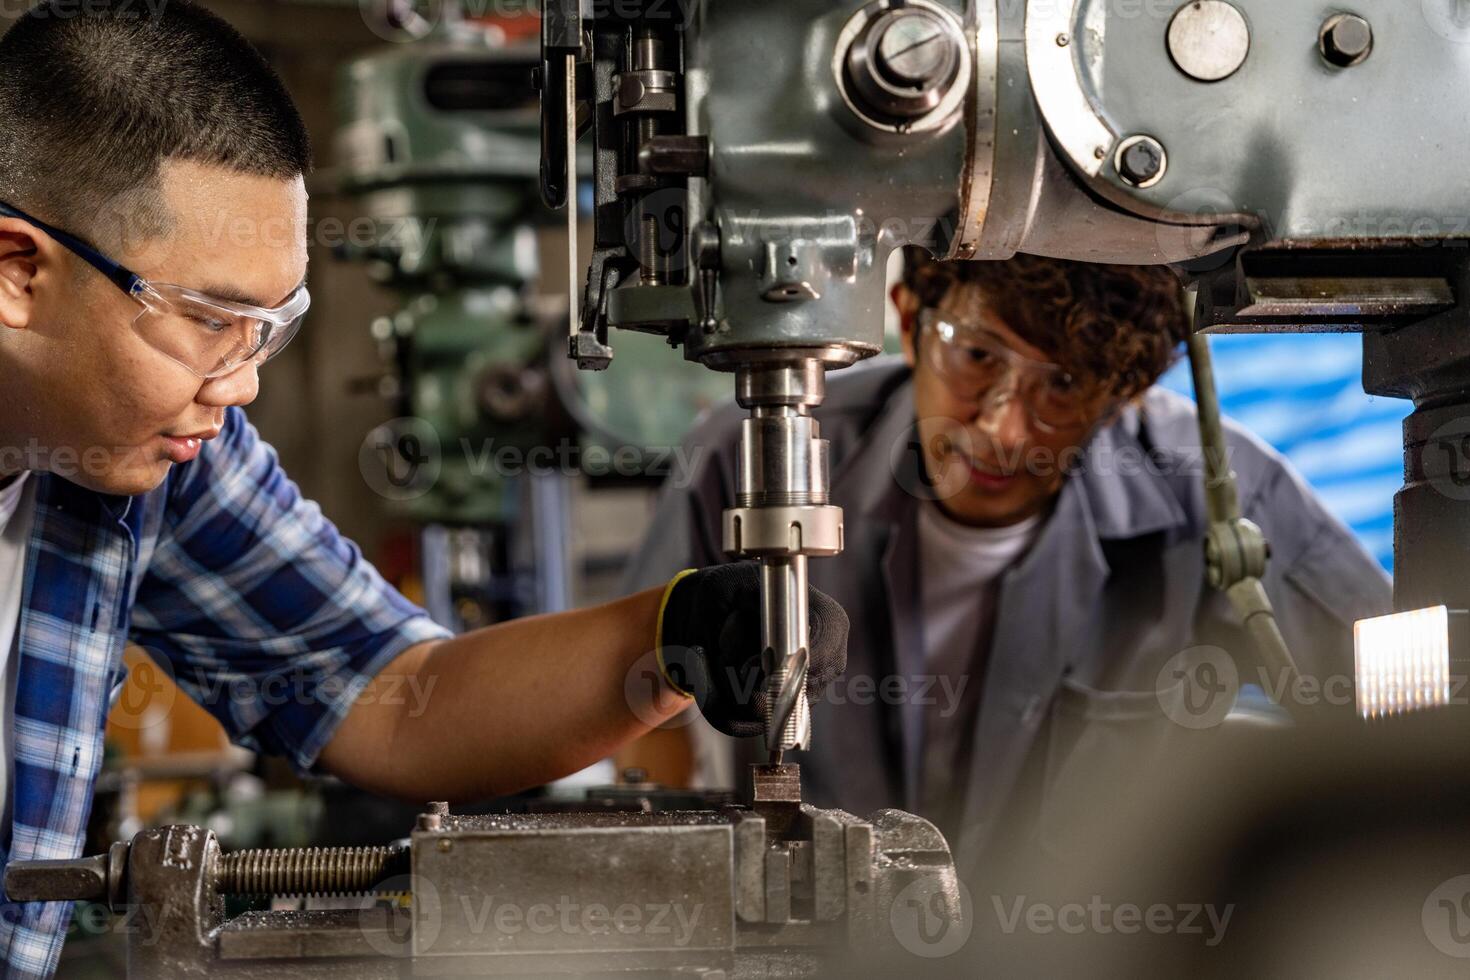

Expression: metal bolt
xmin=1320 ymin=13 xmax=1372 ymax=68
xmin=875 ymin=10 xmax=951 ymax=85
xmin=215 ymin=846 xmax=407 ymax=897
xmin=1056 ymin=32 xmax=1070 ymax=47
xmin=1115 ymin=135 xmax=1167 ymax=188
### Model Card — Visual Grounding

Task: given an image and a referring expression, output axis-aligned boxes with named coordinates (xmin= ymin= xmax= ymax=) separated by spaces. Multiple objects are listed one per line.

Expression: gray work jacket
xmin=623 ymin=358 xmax=1392 ymax=865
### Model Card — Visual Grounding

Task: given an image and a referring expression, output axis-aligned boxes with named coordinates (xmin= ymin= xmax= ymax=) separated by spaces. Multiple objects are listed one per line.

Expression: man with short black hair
xmin=625 ymin=248 xmax=1392 ymax=868
xmin=0 ymin=4 xmax=846 ymax=974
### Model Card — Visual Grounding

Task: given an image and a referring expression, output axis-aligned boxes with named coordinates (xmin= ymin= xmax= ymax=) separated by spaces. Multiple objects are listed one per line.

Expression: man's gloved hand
xmin=655 ymin=562 xmax=849 ymax=738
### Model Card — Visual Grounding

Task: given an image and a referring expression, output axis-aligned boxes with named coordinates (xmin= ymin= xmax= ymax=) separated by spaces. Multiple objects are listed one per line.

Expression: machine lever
xmin=1187 ymin=325 xmax=1303 ymax=701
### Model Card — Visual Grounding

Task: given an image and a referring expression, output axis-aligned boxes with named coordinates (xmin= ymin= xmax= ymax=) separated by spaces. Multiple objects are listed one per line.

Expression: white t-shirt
xmin=916 ymin=500 xmax=1043 ymax=816
xmin=0 ymin=473 xmax=34 ymax=838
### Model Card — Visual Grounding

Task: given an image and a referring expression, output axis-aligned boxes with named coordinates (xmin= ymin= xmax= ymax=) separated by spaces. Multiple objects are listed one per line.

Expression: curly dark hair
xmin=900 ymin=247 xmax=1189 ymax=402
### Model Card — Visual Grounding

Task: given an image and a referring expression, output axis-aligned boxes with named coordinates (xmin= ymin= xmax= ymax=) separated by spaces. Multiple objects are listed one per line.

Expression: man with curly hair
xmin=623 ymin=247 xmax=1391 ymax=867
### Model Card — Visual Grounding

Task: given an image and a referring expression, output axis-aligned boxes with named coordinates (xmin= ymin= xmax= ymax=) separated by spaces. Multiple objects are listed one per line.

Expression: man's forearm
xmin=319 ymin=585 xmax=692 ymax=802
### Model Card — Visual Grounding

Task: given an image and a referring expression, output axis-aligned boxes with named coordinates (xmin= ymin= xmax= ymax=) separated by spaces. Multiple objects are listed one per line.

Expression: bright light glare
xmin=1354 ymin=606 xmax=1451 ymax=719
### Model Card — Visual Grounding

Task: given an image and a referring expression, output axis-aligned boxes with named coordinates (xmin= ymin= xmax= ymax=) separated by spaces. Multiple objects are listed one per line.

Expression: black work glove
xmin=655 ymin=562 xmax=849 ymax=738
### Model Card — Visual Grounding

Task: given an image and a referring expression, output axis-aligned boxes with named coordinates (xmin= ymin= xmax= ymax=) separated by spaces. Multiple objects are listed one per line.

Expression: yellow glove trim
xmin=654 ymin=568 xmax=700 ymax=699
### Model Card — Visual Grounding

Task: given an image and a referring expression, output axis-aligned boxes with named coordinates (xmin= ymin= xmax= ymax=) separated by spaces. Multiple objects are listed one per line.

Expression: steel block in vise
xmin=3 ymin=786 xmax=964 ymax=977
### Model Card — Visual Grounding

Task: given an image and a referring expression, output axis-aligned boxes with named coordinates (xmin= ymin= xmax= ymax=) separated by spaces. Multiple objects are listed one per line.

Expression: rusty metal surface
xmin=217 ymin=908 xmax=408 ymax=960
xmin=435 ymin=810 xmax=729 ymax=832
xmin=10 ymin=793 xmax=962 ymax=977
xmin=410 ymin=809 xmax=737 ymax=968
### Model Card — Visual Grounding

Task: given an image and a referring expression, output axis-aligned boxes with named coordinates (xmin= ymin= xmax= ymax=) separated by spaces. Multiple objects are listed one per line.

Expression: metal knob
xmin=844 ymin=4 xmax=964 ymax=123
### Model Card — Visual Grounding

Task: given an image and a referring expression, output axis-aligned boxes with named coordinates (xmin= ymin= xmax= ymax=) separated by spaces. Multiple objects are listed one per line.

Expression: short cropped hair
xmin=0 ymin=0 xmax=311 ymax=251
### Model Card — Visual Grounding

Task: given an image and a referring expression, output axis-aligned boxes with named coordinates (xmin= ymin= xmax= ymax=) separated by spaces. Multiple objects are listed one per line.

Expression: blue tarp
xmin=1159 ymin=334 xmax=1406 ymax=572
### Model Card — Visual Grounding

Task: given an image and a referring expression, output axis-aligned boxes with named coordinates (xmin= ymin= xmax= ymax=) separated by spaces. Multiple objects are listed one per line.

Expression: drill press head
xmin=542 ymin=0 xmax=1470 ymax=731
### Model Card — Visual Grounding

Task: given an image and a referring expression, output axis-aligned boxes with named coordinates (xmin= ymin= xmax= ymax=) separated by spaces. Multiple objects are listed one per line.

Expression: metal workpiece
xmin=408 ymin=810 xmax=737 ymax=968
xmin=7 ymin=799 xmax=963 ymax=976
xmin=732 ymin=784 xmax=963 ymax=958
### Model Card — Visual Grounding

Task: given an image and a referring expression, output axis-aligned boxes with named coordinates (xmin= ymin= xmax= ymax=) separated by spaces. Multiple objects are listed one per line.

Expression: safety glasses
xmin=919 ymin=308 xmax=1097 ymax=434
xmin=0 ymin=201 xmax=309 ymax=379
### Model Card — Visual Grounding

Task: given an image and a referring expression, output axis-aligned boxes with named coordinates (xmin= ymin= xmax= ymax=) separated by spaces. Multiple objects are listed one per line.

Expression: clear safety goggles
xmin=920 ymin=308 xmax=1095 ymax=434
xmin=0 ymin=200 xmax=309 ymax=379
xmin=129 ymin=279 xmax=310 ymax=379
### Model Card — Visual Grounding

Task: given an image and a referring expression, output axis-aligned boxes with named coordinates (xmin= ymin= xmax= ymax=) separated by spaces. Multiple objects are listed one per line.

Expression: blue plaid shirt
xmin=0 ymin=408 xmax=450 ymax=977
